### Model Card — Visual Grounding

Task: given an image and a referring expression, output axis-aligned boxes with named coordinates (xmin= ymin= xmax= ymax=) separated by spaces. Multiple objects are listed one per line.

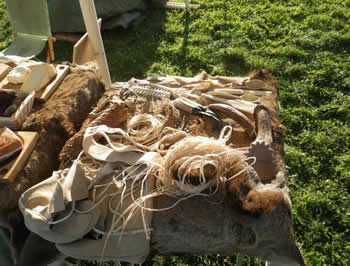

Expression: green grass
xmin=1 ymin=0 xmax=350 ymax=265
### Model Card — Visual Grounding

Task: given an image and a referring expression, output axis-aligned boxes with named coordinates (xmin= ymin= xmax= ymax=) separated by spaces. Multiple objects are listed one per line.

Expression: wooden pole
xmin=79 ymin=0 xmax=111 ymax=86
xmin=72 ymin=18 xmax=102 ymax=65
xmin=48 ymin=37 xmax=56 ymax=62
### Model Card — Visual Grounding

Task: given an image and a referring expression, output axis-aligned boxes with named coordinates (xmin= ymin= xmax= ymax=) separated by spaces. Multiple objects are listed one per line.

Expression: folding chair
xmin=0 ymin=0 xmax=55 ymax=62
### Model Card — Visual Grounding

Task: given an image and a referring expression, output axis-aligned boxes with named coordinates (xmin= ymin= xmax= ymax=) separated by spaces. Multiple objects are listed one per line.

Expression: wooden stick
xmin=46 ymin=49 xmax=50 ymax=64
xmin=48 ymin=37 xmax=56 ymax=62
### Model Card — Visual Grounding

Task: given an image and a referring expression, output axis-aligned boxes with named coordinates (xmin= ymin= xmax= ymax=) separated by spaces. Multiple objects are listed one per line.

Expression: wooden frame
xmin=13 ymin=32 xmax=55 ymax=63
xmin=0 ymin=90 xmax=35 ymax=129
xmin=46 ymin=37 xmax=56 ymax=63
xmin=0 ymin=131 xmax=39 ymax=184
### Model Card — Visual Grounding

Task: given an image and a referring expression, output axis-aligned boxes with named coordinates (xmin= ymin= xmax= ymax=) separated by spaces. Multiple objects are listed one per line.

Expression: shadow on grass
xmin=102 ymin=7 xmax=167 ymax=81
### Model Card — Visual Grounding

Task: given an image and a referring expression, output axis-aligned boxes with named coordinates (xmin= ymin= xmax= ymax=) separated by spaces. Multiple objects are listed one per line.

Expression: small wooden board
xmin=73 ymin=19 xmax=102 ymax=66
xmin=36 ymin=64 xmax=70 ymax=101
xmin=0 ymin=131 xmax=39 ymax=184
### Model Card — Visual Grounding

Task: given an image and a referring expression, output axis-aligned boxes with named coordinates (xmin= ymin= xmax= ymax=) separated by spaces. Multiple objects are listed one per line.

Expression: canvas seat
xmin=1 ymin=0 xmax=53 ymax=61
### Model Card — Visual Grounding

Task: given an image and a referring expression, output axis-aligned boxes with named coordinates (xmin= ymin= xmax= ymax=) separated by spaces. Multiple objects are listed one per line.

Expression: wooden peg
xmin=48 ymin=37 xmax=56 ymax=62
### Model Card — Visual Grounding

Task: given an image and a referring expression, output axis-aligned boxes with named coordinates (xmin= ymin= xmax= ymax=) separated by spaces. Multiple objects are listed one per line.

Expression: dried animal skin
xmin=208 ymin=75 xmax=248 ymax=85
xmin=185 ymin=117 xmax=206 ymax=136
xmin=127 ymin=114 xmax=165 ymax=145
xmin=83 ymin=125 xmax=150 ymax=164
xmin=162 ymin=134 xmax=246 ymax=194
xmin=128 ymin=78 xmax=179 ymax=99
xmin=249 ymin=68 xmax=275 ymax=81
xmin=243 ymin=190 xmax=284 ymax=215
xmin=59 ymin=100 xmax=128 ymax=167
xmin=156 ymin=100 xmax=181 ymax=128
xmin=207 ymin=90 xmax=241 ymax=100
xmin=184 ymin=81 xmax=211 ymax=93
xmin=235 ymin=79 xmax=268 ymax=90
xmin=153 ymin=127 xmax=188 ymax=154
xmin=146 ymin=76 xmax=181 ymax=88
xmin=170 ymin=76 xmax=201 ymax=85
xmin=209 ymin=103 xmax=256 ymax=138
xmin=209 ymin=88 xmax=272 ymax=97
xmin=240 ymin=94 xmax=260 ymax=103
xmin=248 ymin=105 xmax=278 ymax=180
xmin=226 ymin=166 xmax=284 ymax=216
xmin=120 ymin=84 xmax=171 ymax=101
xmin=183 ymin=80 xmax=225 ymax=92
xmin=203 ymin=94 xmax=257 ymax=118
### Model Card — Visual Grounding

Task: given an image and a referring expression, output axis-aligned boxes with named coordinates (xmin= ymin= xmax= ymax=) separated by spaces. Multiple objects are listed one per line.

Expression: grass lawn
xmin=1 ymin=0 xmax=349 ymax=265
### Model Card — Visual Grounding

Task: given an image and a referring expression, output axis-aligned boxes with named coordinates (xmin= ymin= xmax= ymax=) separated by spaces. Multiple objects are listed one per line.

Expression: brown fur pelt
xmin=59 ymin=95 xmax=129 ymax=167
xmin=226 ymin=164 xmax=284 ymax=216
xmin=24 ymin=68 xmax=104 ymax=135
xmin=249 ymin=68 xmax=275 ymax=82
xmin=248 ymin=69 xmax=284 ymax=131
xmin=0 ymin=66 xmax=105 ymax=264
xmin=0 ymin=66 xmax=105 ymax=212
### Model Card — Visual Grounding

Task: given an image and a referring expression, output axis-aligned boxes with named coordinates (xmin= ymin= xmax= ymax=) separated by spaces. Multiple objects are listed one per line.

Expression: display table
xmin=53 ymin=71 xmax=305 ymax=265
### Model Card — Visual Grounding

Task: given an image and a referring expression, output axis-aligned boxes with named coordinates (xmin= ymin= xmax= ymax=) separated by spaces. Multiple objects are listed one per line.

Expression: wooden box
xmin=0 ymin=90 xmax=35 ymax=129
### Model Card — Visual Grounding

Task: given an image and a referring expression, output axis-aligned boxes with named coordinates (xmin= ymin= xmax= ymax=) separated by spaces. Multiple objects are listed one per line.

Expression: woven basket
xmin=0 ymin=90 xmax=35 ymax=129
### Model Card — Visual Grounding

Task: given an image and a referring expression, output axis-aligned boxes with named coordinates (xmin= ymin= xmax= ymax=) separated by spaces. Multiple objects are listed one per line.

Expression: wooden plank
xmin=0 ymin=131 xmax=39 ymax=184
xmin=48 ymin=37 xmax=56 ymax=62
xmin=79 ymin=0 xmax=111 ymax=85
xmin=0 ymin=63 xmax=11 ymax=82
xmin=0 ymin=75 xmax=21 ymax=90
xmin=73 ymin=19 xmax=102 ymax=65
xmin=36 ymin=64 xmax=70 ymax=101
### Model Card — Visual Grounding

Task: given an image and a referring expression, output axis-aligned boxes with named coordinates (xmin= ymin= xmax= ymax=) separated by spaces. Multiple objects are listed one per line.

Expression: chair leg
xmin=46 ymin=49 xmax=51 ymax=63
xmin=48 ymin=37 xmax=56 ymax=62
